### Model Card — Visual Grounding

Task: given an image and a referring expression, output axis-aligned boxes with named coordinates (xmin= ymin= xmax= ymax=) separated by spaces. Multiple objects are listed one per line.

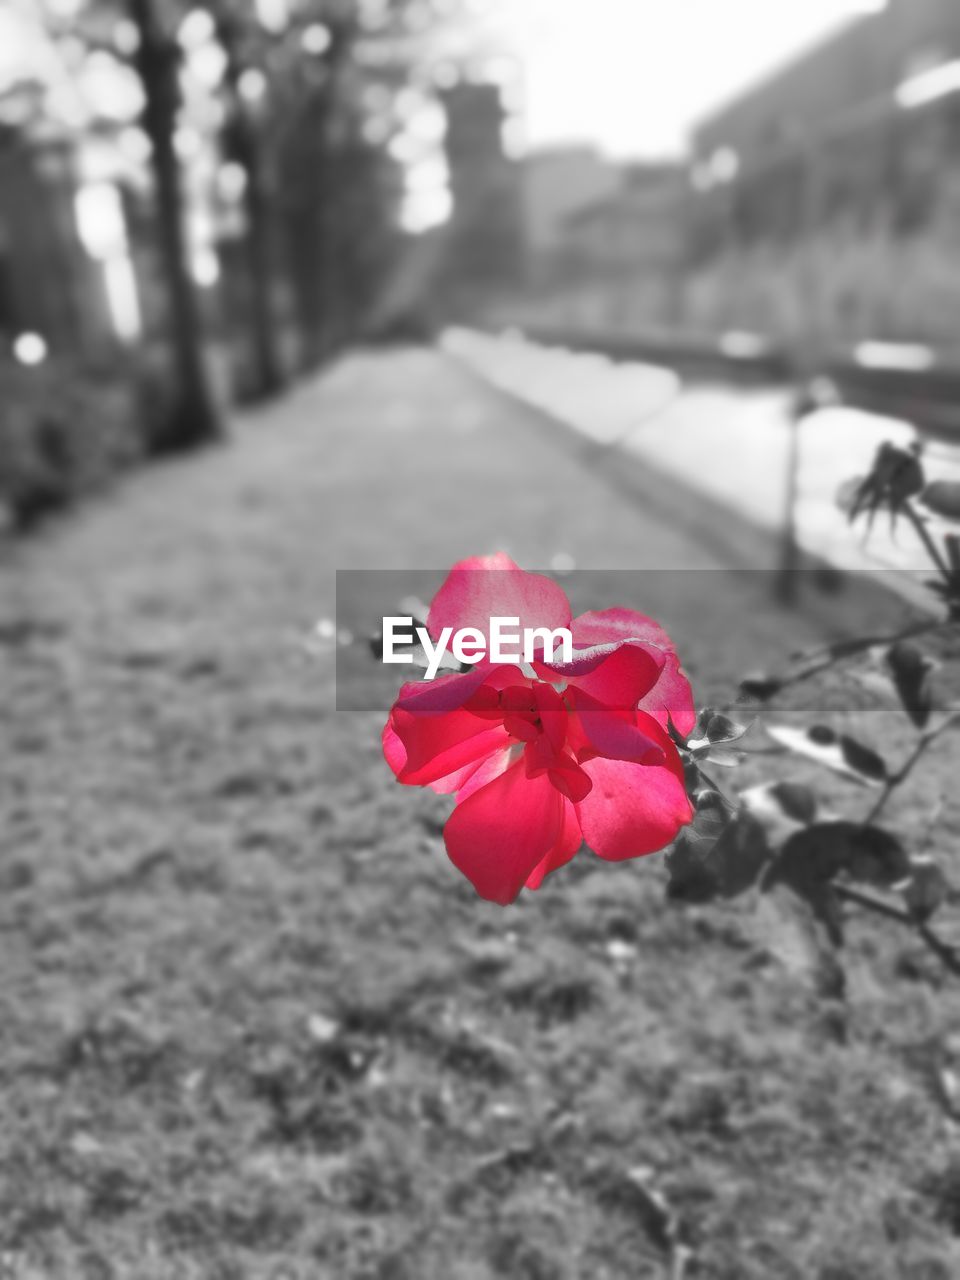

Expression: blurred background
xmin=6 ymin=0 xmax=960 ymax=532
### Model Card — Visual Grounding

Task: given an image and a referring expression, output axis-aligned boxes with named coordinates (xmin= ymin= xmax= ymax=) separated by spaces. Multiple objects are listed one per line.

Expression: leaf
xmin=702 ymin=748 xmax=746 ymax=769
xmin=921 ymin=480 xmax=960 ymax=521
xmin=848 ymin=443 xmax=925 ymax=527
xmin=691 ymin=788 xmax=734 ymax=839
xmin=886 ymin=641 xmax=934 ymax=729
xmin=688 ymin=708 xmax=749 ymax=750
xmin=667 ymin=808 xmax=771 ymax=903
xmin=902 ymin=856 xmax=949 ymax=923
xmin=665 ymin=837 xmax=720 ymax=904
xmin=683 ymin=757 xmax=703 ymax=795
xmin=739 ymin=675 xmax=784 ymax=702
xmin=838 ymin=734 xmax=888 ymax=782
xmin=772 ymin=822 xmax=910 ymax=893
xmin=769 ymin=781 xmax=818 ymax=825
xmin=765 ymin=723 xmax=887 ymax=785
xmin=741 ymin=782 xmax=817 ymax=847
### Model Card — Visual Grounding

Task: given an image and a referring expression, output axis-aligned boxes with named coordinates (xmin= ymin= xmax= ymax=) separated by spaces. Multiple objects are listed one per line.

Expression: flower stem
xmin=902 ymin=499 xmax=953 ymax=583
xmin=765 ymin=619 xmax=950 ymax=700
xmin=863 ymin=711 xmax=960 ymax=827
xmin=834 ymin=883 xmax=960 ymax=977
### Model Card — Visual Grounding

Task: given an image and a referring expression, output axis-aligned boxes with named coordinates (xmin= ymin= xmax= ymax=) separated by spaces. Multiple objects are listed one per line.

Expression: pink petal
xmin=426 ymin=744 xmax=518 ymax=797
xmin=426 ymin=757 xmax=487 ymax=796
xmin=395 ymin=662 xmax=501 ymax=716
xmin=576 ymin=753 xmax=693 ymax=862
xmin=575 ymin=703 xmax=667 ymax=767
xmin=392 ymin=705 xmax=509 ymax=786
xmin=571 ymin=609 xmax=695 ymax=736
xmin=427 ymin=555 xmax=571 ymax=646
xmin=533 ymin=681 xmax=567 ymax=754
xmin=547 ymin=757 xmax=593 ymax=803
xmin=571 ymin=608 xmax=675 ymax=650
xmin=525 ymin=799 xmax=583 ymax=890
xmin=381 ymin=717 xmax=408 ymax=783
xmin=503 ymin=713 xmax=540 ymax=741
xmin=522 ymin=737 xmax=589 ymax=799
xmin=454 ymin=745 xmax=518 ymax=801
xmin=443 ymin=760 xmax=563 ymax=905
xmin=639 ymin=651 xmax=696 ymax=738
xmin=537 ymin=642 xmax=664 ymax=709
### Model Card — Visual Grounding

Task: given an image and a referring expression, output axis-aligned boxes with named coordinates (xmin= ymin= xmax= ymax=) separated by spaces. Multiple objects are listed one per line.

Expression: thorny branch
xmin=835 ymin=884 xmax=960 ymax=977
xmin=863 ymin=711 xmax=960 ymax=827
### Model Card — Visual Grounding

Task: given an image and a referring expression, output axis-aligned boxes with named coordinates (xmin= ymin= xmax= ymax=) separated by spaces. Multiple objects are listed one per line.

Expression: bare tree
xmin=128 ymin=0 xmax=223 ymax=449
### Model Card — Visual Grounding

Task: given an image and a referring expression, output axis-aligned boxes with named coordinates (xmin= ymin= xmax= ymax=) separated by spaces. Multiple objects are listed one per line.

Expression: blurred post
xmin=776 ymin=403 xmax=802 ymax=604
xmin=775 ymin=127 xmax=822 ymax=606
xmin=129 ymin=0 xmax=222 ymax=449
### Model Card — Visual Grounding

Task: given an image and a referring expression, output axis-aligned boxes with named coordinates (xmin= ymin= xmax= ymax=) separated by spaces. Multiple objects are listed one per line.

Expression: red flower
xmin=382 ymin=554 xmax=695 ymax=905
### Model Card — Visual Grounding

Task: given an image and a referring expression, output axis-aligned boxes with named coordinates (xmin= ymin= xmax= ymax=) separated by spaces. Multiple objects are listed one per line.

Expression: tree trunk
xmin=216 ymin=11 xmax=284 ymax=400
xmin=280 ymin=95 xmax=334 ymax=369
xmin=130 ymin=0 xmax=223 ymax=451
xmin=243 ymin=145 xmax=284 ymax=396
xmin=228 ymin=115 xmax=284 ymax=397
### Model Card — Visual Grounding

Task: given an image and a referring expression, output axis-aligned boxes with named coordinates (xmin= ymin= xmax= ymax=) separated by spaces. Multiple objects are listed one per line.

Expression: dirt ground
xmin=3 ymin=349 xmax=960 ymax=1279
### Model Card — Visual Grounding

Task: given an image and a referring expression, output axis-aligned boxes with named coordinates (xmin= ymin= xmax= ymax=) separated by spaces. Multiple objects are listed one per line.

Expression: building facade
xmin=687 ymin=0 xmax=960 ymax=349
xmin=439 ymin=82 xmax=525 ymax=310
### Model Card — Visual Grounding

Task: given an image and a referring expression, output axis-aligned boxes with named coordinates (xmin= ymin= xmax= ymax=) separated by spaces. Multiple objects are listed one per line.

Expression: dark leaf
xmin=765 ymin=723 xmax=887 ymax=784
xmin=739 ymin=675 xmax=784 ymax=702
xmin=667 ymin=809 xmax=771 ymax=903
xmin=689 ymin=708 xmax=749 ymax=748
xmin=665 ymin=837 xmax=718 ymax=904
xmin=771 ymin=822 xmax=909 ymax=895
xmin=740 ymin=782 xmax=816 ymax=849
xmin=902 ymin=857 xmax=949 ymax=923
xmin=692 ymin=789 xmax=733 ymax=840
xmin=839 ymin=735 xmax=888 ymax=782
xmin=683 ymin=757 xmax=703 ymax=796
xmin=886 ymin=641 xmax=934 ymax=729
xmin=848 ymin=442 xmax=924 ymax=529
xmin=770 ymin=781 xmax=818 ymax=825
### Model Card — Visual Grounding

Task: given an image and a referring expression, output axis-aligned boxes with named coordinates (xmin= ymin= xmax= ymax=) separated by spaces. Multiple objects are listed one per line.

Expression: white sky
xmin=505 ymin=0 xmax=889 ymax=158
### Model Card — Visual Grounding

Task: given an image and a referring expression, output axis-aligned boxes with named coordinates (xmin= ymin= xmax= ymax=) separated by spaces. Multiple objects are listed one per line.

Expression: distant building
xmin=556 ymin=164 xmax=687 ymax=327
xmin=561 ymin=164 xmax=686 ymax=275
xmin=439 ymin=82 xmax=525 ymax=307
xmin=693 ymin=0 xmax=960 ymax=166
xmin=686 ymin=0 xmax=960 ymax=346
xmin=521 ymin=146 xmax=621 ymax=261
